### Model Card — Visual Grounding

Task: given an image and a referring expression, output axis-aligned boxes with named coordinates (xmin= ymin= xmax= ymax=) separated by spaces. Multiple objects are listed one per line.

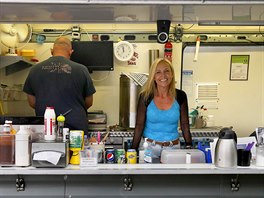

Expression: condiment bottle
xmin=56 ymin=114 xmax=65 ymax=141
xmin=15 ymin=125 xmax=30 ymax=166
xmin=44 ymin=107 xmax=56 ymax=141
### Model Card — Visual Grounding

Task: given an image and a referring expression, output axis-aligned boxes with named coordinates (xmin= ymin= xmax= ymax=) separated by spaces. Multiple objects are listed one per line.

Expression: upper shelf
xmin=0 ymin=2 xmax=264 ymax=25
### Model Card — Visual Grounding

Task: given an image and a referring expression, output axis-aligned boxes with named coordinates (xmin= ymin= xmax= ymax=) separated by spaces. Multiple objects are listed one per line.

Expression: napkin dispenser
xmin=160 ymin=149 xmax=205 ymax=164
xmin=31 ymin=141 xmax=69 ymax=168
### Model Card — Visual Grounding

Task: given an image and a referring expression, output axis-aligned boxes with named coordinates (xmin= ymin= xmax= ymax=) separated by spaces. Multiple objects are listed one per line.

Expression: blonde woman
xmin=132 ymin=58 xmax=192 ymax=160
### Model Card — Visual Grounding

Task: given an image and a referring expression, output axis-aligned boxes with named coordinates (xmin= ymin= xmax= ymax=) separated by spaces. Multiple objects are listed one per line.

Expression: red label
xmin=44 ymin=119 xmax=47 ymax=135
xmin=50 ymin=119 xmax=53 ymax=135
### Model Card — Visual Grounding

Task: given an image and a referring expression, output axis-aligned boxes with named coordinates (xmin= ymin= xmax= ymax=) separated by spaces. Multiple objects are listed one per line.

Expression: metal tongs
xmin=62 ymin=109 xmax=72 ymax=116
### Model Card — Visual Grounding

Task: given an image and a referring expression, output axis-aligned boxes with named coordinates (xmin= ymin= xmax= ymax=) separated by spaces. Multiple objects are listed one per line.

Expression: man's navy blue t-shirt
xmin=23 ymin=56 xmax=96 ymax=133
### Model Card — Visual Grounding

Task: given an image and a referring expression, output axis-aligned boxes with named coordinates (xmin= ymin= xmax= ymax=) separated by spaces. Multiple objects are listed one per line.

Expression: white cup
xmin=206 ymin=115 xmax=215 ymax=127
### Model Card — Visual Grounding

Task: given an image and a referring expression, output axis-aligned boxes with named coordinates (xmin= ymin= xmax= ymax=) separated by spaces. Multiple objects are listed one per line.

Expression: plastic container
xmin=0 ymin=134 xmax=15 ymax=165
xmin=44 ymin=107 xmax=56 ymax=141
xmin=256 ymin=144 xmax=264 ymax=167
xmin=15 ymin=125 xmax=30 ymax=166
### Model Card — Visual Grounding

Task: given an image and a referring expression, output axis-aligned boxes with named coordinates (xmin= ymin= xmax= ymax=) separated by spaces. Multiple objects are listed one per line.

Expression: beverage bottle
xmin=44 ymin=107 xmax=56 ymax=141
xmin=83 ymin=135 xmax=89 ymax=149
xmin=15 ymin=125 xmax=30 ymax=166
xmin=143 ymin=138 xmax=152 ymax=163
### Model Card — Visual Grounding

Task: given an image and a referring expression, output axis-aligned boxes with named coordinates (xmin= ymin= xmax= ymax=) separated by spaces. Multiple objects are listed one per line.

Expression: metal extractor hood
xmin=0 ymin=56 xmax=33 ymax=75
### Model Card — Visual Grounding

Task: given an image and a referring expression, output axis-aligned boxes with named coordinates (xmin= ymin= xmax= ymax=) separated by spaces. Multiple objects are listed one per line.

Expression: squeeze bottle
xmin=44 ymin=107 xmax=56 ymax=141
xmin=15 ymin=125 xmax=30 ymax=166
xmin=57 ymin=114 xmax=65 ymax=141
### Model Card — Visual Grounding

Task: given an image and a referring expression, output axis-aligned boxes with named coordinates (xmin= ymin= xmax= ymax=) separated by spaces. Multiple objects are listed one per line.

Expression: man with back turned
xmin=23 ymin=36 xmax=96 ymax=134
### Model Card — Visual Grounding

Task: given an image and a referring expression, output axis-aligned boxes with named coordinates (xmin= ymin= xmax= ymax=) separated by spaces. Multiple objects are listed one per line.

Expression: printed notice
xmin=182 ymin=70 xmax=193 ymax=96
xmin=230 ymin=55 xmax=249 ymax=81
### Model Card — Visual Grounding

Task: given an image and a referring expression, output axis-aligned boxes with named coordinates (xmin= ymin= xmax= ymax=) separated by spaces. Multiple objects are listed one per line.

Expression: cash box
xmin=31 ymin=141 xmax=69 ymax=168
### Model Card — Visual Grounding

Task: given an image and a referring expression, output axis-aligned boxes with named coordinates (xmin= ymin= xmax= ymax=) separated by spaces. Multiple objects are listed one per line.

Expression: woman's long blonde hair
xmin=141 ymin=58 xmax=176 ymax=101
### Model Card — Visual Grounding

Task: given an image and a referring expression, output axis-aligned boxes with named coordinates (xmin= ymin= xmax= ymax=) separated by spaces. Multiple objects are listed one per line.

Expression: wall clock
xmin=114 ymin=41 xmax=134 ymax=62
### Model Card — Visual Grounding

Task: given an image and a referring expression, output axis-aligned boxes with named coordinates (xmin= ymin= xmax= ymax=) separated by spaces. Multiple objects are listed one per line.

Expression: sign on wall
xmin=229 ymin=55 xmax=250 ymax=81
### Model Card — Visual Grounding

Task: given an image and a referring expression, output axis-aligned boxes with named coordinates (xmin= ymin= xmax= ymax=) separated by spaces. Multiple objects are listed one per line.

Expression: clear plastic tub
xmin=0 ymin=134 xmax=15 ymax=165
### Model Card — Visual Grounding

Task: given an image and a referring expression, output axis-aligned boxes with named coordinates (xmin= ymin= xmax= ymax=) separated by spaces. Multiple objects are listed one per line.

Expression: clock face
xmin=114 ymin=41 xmax=134 ymax=62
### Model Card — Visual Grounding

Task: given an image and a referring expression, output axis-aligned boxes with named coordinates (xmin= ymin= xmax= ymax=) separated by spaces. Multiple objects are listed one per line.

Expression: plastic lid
xmin=5 ymin=120 xmax=12 ymax=124
xmin=57 ymin=114 xmax=65 ymax=122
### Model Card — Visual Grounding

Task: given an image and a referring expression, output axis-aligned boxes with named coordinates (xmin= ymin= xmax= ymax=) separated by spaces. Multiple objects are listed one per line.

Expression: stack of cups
xmin=256 ymin=144 xmax=264 ymax=167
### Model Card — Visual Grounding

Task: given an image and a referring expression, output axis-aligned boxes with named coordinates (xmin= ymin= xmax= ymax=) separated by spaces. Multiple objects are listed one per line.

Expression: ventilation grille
xmin=195 ymin=83 xmax=219 ymax=109
xmin=196 ymin=83 xmax=219 ymax=100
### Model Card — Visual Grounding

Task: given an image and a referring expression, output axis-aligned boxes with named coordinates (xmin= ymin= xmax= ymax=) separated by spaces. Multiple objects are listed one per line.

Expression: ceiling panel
xmin=0 ymin=3 xmax=263 ymax=25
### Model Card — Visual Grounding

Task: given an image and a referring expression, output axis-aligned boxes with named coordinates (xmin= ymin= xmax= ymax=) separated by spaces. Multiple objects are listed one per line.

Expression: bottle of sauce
xmin=44 ymin=107 xmax=56 ymax=141
xmin=0 ymin=123 xmax=15 ymax=165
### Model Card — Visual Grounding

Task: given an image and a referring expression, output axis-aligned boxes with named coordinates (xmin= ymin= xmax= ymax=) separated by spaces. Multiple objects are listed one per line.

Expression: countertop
xmin=1 ymin=163 xmax=264 ymax=175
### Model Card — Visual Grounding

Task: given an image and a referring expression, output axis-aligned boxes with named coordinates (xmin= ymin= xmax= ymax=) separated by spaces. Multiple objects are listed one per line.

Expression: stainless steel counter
xmin=1 ymin=163 xmax=264 ymax=175
xmin=1 ymin=163 xmax=263 ymax=197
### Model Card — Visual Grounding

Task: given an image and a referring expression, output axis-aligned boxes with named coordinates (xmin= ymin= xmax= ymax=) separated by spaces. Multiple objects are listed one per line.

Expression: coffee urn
xmin=119 ymin=74 xmax=141 ymax=129
xmin=215 ymin=127 xmax=237 ymax=168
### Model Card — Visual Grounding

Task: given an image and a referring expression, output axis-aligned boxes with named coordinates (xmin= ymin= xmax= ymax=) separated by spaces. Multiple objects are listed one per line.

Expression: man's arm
xmin=27 ymin=94 xmax=36 ymax=109
xmin=85 ymin=95 xmax=93 ymax=109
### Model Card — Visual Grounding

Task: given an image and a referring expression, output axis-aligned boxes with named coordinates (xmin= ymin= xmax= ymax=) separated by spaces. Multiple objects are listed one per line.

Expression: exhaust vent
xmin=195 ymin=82 xmax=220 ymax=109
